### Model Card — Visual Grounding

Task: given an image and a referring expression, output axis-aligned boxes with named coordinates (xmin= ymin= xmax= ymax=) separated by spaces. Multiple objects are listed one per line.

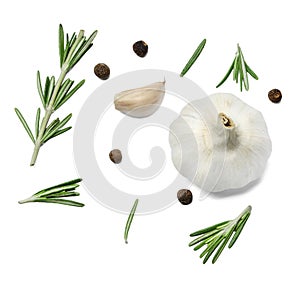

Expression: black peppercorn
xmin=177 ymin=189 xmax=193 ymax=205
xmin=268 ymin=89 xmax=282 ymax=103
xmin=94 ymin=63 xmax=110 ymax=80
xmin=133 ymin=40 xmax=148 ymax=57
xmin=109 ymin=149 xmax=122 ymax=164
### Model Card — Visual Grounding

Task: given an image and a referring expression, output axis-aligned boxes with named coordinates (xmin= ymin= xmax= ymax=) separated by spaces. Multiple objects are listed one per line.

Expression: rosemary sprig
xmin=216 ymin=44 xmax=258 ymax=91
xmin=124 ymin=199 xmax=139 ymax=244
xmin=180 ymin=38 xmax=206 ymax=77
xmin=15 ymin=24 xmax=97 ymax=166
xmin=18 ymin=178 xmax=84 ymax=207
xmin=189 ymin=205 xmax=252 ymax=264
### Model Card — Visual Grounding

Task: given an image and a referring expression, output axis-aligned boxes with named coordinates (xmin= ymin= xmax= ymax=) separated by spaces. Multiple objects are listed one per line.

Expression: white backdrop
xmin=0 ymin=0 xmax=298 ymax=281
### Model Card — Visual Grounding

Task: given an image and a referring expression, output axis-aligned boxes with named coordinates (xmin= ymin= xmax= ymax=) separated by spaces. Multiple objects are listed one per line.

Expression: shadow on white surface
xmin=209 ymin=163 xmax=271 ymax=198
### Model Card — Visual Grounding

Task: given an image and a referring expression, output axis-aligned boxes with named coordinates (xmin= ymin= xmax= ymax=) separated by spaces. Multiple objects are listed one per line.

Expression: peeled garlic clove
xmin=114 ymin=81 xmax=165 ymax=118
xmin=169 ymin=93 xmax=272 ymax=192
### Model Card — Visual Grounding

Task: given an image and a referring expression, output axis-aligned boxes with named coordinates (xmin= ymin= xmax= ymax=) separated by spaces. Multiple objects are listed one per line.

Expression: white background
xmin=0 ymin=0 xmax=298 ymax=281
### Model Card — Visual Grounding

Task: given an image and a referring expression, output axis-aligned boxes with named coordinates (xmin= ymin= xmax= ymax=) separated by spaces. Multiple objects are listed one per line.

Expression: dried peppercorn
xmin=268 ymin=89 xmax=282 ymax=103
xmin=109 ymin=149 xmax=122 ymax=164
xmin=133 ymin=40 xmax=148 ymax=57
xmin=94 ymin=63 xmax=110 ymax=80
xmin=177 ymin=189 xmax=193 ymax=205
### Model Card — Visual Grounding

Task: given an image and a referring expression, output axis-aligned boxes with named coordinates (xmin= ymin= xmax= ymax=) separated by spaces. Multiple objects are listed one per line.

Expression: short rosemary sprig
xmin=189 ymin=205 xmax=252 ymax=264
xmin=124 ymin=199 xmax=139 ymax=244
xmin=15 ymin=24 xmax=97 ymax=166
xmin=216 ymin=44 xmax=258 ymax=91
xmin=18 ymin=178 xmax=84 ymax=207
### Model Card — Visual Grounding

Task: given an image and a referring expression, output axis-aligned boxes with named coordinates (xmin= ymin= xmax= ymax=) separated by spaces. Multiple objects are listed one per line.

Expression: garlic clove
xmin=114 ymin=80 xmax=165 ymax=118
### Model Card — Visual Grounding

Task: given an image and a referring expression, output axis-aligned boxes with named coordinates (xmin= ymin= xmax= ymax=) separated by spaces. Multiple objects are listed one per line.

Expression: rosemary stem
xmin=217 ymin=205 xmax=251 ymax=238
xmin=232 ymin=205 xmax=252 ymax=225
xmin=30 ymin=69 xmax=67 ymax=166
xmin=239 ymin=205 xmax=252 ymax=218
xmin=18 ymin=196 xmax=36 ymax=204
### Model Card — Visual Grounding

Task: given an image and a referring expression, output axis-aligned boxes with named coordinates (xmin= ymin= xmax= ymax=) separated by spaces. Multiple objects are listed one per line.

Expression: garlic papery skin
xmin=114 ymin=81 xmax=165 ymax=118
xmin=169 ymin=93 xmax=272 ymax=192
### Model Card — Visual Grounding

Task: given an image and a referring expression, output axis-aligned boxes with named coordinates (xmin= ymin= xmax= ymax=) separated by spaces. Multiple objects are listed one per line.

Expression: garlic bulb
xmin=169 ymin=93 xmax=272 ymax=192
xmin=114 ymin=81 xmax=165 ymax=118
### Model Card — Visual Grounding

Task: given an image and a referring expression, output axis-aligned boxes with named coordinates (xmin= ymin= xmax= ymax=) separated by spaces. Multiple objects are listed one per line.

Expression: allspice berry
xmin=133 ymin=40 xmax=148 ymax=57
xmin=268 ymin=89 xmax=282 ymax=103
xmin=177 ymin=189 xmax=193 ymax=205
xmin=94 ymin=63 xmax=110 ymax=80
xmin=109 ymin=149 xmax=122 ymax=164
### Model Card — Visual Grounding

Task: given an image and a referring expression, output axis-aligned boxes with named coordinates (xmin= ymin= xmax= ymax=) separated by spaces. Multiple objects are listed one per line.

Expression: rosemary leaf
xmin=42 ymin=113 xmax=72 ymax=142
xmin=46 ymin=191 xmax=80 ymax=198
xmin=201 ymin=236 xmax=223 ymax=264
xmin=240 ymin=69 xmax=243 ymax=92
xmin=54 ymin=79 xmax=85 ymax=110
xmin=37 ymin=71 xmax=46 ymax=109
xmin=53 ymin=79 xmax=74 ymax=109
xmin=228 ymin=212 xmax=251 ymax=248
xmin=71 ymin=38 xmax=88 ymax=61
xmin=180 ymin=38 xmax=206 ymax=77
xmin=59 ymin=24 xmax=65 ymax=68
xmin=68 ymin=33 xmax=77 ymax=47
xmin=62 ymin=33 xmax=71 ymax=66
xmin=43 ymin=126 xmax=72 ymax=143
xmin=33 ymin=183 xmax=78 ymax=196
xmin=190 ymin=220 xmax=230 ymax=237
xmin=216 ymin=58 xmax=235 ymax=88
xmin=35 ymin=108 xmax=41 ymax=139
xmin=189 ymin=228 xmax=221 ymax=247
xmin=52 ymin=126 xmax=72 ymax=137
xmin=24 ymin=198 xmax=84 ymax=207
xmin=46 ymin=76 xmax=56 ymax=106
xmin=15 ymin=108 xmax=35 ymax=144
xmin=238 ymin=44 xmax=249 ymax=91
xmin=43 ymin=118 xmax=59 ymax=136
xmin=69 ymin=30 xmax=98 ymax=70
xmin=124 ymin=199 xmax=139 ymax=244
xmin=245 ymin=62 xmax=259 ymax=80
xmin=69 ymin=44 xmax=94 ymax=71
xmin=212 ymin=226 xmax=235 ymax=264
xmin=56 ymin=113 xmax=72 ymax=130
xmin=193 ymin=241 xmax=207 ymax=251
xmin=193 ymin=232 xmax=220 ymax=251
xmin=199 ymin=235 xmax=219 ymax=258
xmin=233 ymin=54 xmax=240 ymax=83
xmin=37 ymin=178 xmax=82 ymax=192
xmin=63 ymin=30 xmax=85 ymax=70
xmin=43 ymin=76 xmax=50 ymax=106
xmin=62 ymin=32 xmax=76 ymax=64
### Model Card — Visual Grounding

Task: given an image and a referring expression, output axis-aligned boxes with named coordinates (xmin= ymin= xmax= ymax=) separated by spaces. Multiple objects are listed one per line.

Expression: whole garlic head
xmin=169 ymin=93 xmax=272 ymax=192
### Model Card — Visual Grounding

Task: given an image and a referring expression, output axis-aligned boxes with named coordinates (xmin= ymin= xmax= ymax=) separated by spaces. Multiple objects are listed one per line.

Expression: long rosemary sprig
xmin=216 ymin=44 xmax=258 ymax=91
xmin=15 ymin=24 xmax=97 ymax=166
xmin=189 ymin=205 xmax=252 ymax=264
xmin=18 ymin=178 xmax=84 ymax=207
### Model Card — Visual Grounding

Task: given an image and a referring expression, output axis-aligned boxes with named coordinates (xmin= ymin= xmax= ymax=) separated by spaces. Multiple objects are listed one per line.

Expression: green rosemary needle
xmin=216 ymin=44 xmax=258 ymax=91
xmin=15 ymin=24 xmax=97 ymax=166
xmin=18 ymin=178 xmax=84 ymax=207
xmin=180 ymin=38 xmax=206 ymax=77
xmin=189 ymin=205 xmax=252 ymax=264
xmin=124 ymin=199 xmax=139 ymax=244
